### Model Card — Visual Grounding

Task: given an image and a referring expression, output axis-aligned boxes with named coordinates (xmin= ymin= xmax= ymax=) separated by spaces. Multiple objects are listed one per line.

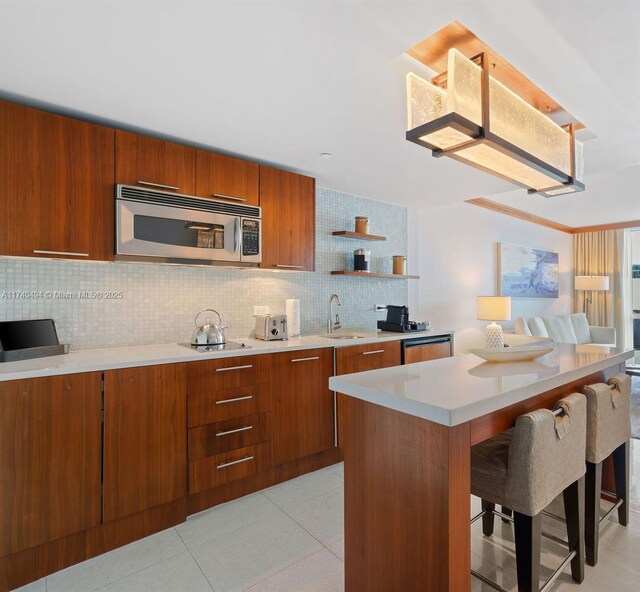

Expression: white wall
xmin=412 ymin=203 xmax=574 ymax=354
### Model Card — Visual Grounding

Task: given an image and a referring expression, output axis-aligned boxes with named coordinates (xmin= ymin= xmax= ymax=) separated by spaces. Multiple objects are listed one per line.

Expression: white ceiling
xmin=1 ymin=0 xmax=639 ymax=225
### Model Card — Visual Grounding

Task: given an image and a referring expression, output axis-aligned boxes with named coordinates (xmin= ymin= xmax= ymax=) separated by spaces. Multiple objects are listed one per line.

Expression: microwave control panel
xmin=242 ymin=219 xmax=260 ymax=256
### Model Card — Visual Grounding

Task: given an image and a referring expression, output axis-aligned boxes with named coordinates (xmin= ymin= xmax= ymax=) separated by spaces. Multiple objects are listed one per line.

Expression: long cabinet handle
xmin=216 ymin=425 xmax=253 ymax=437
xmin=33 ymin=250 xmax=89 ymax=257
xmin=137 ymin=180 xmax=180 ymax=191
xmin=216 ymin=364 xmax=253 ymax=372
xmin=291 ymin=356 xmax=320 ymax=363
xmin=213 ymin=193 xmax=247 ymax=202
xmin=362 ymin=349 xmax=385 ymax=355
xmin=217 ymin=456 xmax=254 ymax=470
xmin=216 ymin=395 xmax=253 ymax=405
xmin=276 ymin=264 xmax=304 ymax=269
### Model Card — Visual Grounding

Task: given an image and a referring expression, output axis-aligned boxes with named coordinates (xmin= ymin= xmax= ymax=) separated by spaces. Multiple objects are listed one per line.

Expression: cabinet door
xmin=259 ymin=165 xmax=315 ymax=271
xmin=335 ymin=341 xmax=401 ymax=375
xmin=195 ymin=150 xmax=259 ymax=205
xmin=104 ymin=364 xmax=187 ymax=522
xmin=335 ymin=341 xmax=401 ymax=449
xmin=403 ymin=341 xmax=452 ymax=364
xmin=272 ymin=348 xmax=334 ymax=465
xmin=115 ymin=130 xmax=196 ymax=194
xmin=0 ymin=100 xmax=115 ymax=260
xmin=0 ymin=373 xmax=102 ymax=557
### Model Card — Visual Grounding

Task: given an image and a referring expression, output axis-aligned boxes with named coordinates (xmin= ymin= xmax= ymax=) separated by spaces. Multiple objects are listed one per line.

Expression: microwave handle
xmin=234 ymin=218 xmax=241 ymax=254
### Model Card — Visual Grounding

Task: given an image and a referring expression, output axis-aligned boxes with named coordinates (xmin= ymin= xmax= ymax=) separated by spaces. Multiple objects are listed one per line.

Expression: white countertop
xmin=329 ymin=344 xmax=634 ymax=427
xmin=0 ymin=330 xmax=453 ymax=382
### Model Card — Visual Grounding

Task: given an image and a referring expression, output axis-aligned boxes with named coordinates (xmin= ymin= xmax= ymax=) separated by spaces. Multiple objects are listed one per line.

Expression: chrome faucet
xmin=327 ymin=293 xmax=342 ymax=334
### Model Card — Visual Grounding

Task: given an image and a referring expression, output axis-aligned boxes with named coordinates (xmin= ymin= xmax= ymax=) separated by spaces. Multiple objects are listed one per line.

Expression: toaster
xmin=255 ymin=314 xmax=288 ymax=341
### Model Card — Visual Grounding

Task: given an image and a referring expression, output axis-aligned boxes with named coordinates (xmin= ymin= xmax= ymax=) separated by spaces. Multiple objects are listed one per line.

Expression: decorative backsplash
xmin=0 ymin=187 xmax=408 ymax=349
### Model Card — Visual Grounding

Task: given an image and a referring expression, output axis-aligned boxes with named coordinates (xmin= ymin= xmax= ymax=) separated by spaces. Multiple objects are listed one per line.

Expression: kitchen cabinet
xmin=272 ymin=348 xmax=334 ymax=466
xmin=335 ymin=341 xmax=401 ymax=375
xmin=103 ymin=364 xmax=187 ymax=522
xmin=259 ymin=165 xmax=315 ymax=271
xmin=402 ymin=339 xmax=452 ymax=364
xmin=0 ymin=373 xmax=102 ymax=557
xmin=115 ymin=129 xmax=196 ymax=194
xmin=195 ymin=150 xmax=259 ymax=205
xmin=0 ymin=99 xmax=115 ymax=261
xmin=335 ymin=341 xmax=402 ymax=449
xmin=186 ymin=354 xmax=273 ymax=493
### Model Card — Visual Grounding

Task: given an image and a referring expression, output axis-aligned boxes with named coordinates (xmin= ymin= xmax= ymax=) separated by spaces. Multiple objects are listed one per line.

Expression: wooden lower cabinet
xmin=272 ymin=348 xmax=335 ymax=466
xmin=0 ymin=374 xmax=102 ymax=559
xmin=103 ymin=364 xmax=187 ymax=522
xmin=335 ymin=340 xmax=401 ymax=375
xmin=403 ymin=340 xmax=452 ymax=364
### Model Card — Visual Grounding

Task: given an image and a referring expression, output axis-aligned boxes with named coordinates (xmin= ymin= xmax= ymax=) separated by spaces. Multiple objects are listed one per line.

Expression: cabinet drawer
xmin=189 ymin=441 xmax=272 ymax=493
xmin=335 ymin=341 xmax=401 ymax=375
xmin=187 ymin=355 xmax=271 ymax=393
xmin=189 ymin=413 xmax=272 ymax=459
xmin=188 ymin=382 xmax=272 ymax=426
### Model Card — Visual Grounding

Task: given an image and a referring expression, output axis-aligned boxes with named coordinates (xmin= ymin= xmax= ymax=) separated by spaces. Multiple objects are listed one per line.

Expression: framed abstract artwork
xmin=498 ymin=242 xmax=559 ymax=299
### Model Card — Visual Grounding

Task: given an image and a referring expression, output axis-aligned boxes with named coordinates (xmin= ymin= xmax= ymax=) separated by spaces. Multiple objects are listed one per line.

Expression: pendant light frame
xmin=406 ymin=52 xmax=585 ymax=196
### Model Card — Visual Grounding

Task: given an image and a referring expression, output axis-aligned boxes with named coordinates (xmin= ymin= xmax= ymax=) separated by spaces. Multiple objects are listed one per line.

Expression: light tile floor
xmin=21 ymin=441 xmax=640 ymax=592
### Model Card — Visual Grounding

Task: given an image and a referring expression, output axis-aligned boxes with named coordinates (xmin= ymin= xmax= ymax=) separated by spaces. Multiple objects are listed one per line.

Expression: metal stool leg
xmin=482 ymin=499 xmax=496 ymax=536
xmin=514 ymin=512 xmax=541 ymax=592
xmin=563 ymin=476 xmax=585 ymax=583
xmin=585 ymin=461 xmax=602 ymax=566
xmin=501 ymin=506 xmax=513 ymax=524
xmin=613 ymin=441 xmax=630 ymax=527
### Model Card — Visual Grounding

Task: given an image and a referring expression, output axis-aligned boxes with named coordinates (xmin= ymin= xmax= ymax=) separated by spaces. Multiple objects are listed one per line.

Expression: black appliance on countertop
xmin=0 ymin=319 xmax=69 ymax=362
xmin=377 ymin=305 xmax=428 ymax=333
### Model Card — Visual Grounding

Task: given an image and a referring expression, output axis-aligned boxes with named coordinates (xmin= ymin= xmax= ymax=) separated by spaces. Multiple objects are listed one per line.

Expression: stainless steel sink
xmin=318 ymin=333 xmax=366 ymax=340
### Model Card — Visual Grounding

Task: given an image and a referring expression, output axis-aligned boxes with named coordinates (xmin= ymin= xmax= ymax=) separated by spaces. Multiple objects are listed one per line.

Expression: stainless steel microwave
xmin=116 ymin=185 xmax=261 ymax=266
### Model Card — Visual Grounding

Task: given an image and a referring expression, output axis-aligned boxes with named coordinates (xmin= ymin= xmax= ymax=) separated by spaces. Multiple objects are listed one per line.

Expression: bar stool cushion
xmin=471 ymin=393 xmax=587 ymax=517
xmin=583 ymin=373 xmax=631 ymax=464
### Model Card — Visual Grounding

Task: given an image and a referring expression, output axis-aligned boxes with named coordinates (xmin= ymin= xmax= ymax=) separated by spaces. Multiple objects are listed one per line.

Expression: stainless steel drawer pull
xmin=213 ymin=193 xmax=247 ymax=202
xmin=216 ymin=425 xmax=253 ymax=437
xmin=291 ymin=356 xmax=320 ymax=363
xmin=217 ymin=456 xmax=254 ymax=470
xmin=137 ymin=180 xmax=179 ymax=191
xmin=276 ymin=264 xmax=304 ymax=269
xmin=216 ymin=395 xmax=254 ymax=405
xmin=33 ymin=250 xmax=89 ymax=257
xmin=216 ymin=364 xmax=253 ymax=372
xmin=362 ymin=349 xmax=385 ymax=355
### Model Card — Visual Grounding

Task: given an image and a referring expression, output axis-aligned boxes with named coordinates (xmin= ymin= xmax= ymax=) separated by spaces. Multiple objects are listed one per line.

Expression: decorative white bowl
xmin=468 ymin=346 xmax=554 ymax=363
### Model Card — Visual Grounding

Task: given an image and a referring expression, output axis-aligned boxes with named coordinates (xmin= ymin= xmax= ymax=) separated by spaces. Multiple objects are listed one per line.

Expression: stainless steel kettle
xmin=191 ymin=309 xmax=230 ymax=346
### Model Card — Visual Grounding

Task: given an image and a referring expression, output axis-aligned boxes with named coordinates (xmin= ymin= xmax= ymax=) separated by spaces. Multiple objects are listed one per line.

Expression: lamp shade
xmin=574 ymin=276 xmax=609 ymax=291
xmin=477 ymin=296 xmax=512 ymax=321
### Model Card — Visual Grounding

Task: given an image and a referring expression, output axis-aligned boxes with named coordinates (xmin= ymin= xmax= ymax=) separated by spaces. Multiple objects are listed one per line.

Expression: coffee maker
xmin=377 ymin=305 xmax=428 ymax=333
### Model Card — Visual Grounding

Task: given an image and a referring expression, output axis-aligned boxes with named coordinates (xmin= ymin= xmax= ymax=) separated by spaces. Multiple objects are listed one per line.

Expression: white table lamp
xmin=574 ymin=275 xmax=609 ymax=319
xmin=477 ymin=296 xmax=512 ymax=348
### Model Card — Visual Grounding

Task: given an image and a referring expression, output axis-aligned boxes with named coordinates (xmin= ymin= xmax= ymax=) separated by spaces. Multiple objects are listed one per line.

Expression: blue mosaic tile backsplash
xmin=0 ymin=187 xmax=409 ymax=349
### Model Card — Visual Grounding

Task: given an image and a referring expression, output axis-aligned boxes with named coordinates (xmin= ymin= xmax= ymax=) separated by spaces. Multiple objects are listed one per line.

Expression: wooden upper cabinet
xmin=0 ymin=373 xmax=102 ymax=557
xmin=103 ymin=364 xmax=187 ymax=522
xmin=115 ymin=130 xmax=196 ymax=194
xmin=259 ymin=165 xmax=315 ymax=271
xmin=195 ymin=150 xmax=259 ymax=205
xmin=271 ymin=348 xmax=334 ymax=466
xmin=0 ymin=100 xmax=115 ymax=261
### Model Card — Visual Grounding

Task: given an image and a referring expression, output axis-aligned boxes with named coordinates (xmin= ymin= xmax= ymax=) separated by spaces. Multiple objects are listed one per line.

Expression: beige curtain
xmin=573 ymin=229 xmax=625 ymax=347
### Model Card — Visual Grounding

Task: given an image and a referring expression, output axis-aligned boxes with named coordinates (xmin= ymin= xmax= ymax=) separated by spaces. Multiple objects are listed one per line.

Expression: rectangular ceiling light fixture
xmin=406 ymin=24 xmax=585 ymax=197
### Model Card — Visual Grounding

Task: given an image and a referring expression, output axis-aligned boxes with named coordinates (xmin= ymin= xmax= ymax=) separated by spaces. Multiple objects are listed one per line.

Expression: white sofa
xmin=514 ymin=313 xmax=616 ymax=346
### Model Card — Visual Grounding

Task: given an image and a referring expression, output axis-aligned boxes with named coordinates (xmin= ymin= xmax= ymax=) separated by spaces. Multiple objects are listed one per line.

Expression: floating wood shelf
xmin=332 ymin=231 xmax=386 ymax=241
xmin=331 ymin=271 xmax=420 ymax=280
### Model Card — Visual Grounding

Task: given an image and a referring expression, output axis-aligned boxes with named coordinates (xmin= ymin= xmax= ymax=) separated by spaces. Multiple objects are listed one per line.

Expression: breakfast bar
xmin=329 ymin=344 xmax=634 ymax=592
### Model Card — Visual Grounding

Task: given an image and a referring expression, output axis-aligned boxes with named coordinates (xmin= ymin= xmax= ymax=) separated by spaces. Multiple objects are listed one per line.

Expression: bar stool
xmin=470 ymin=393 xmax=587 ymax=592
xmin=583 ymin=373 xmax=631 ymax=566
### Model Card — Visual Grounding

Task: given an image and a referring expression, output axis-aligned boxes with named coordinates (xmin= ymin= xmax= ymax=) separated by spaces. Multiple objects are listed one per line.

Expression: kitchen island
xmin=329 ymin=344 xmax=634 ymax=592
